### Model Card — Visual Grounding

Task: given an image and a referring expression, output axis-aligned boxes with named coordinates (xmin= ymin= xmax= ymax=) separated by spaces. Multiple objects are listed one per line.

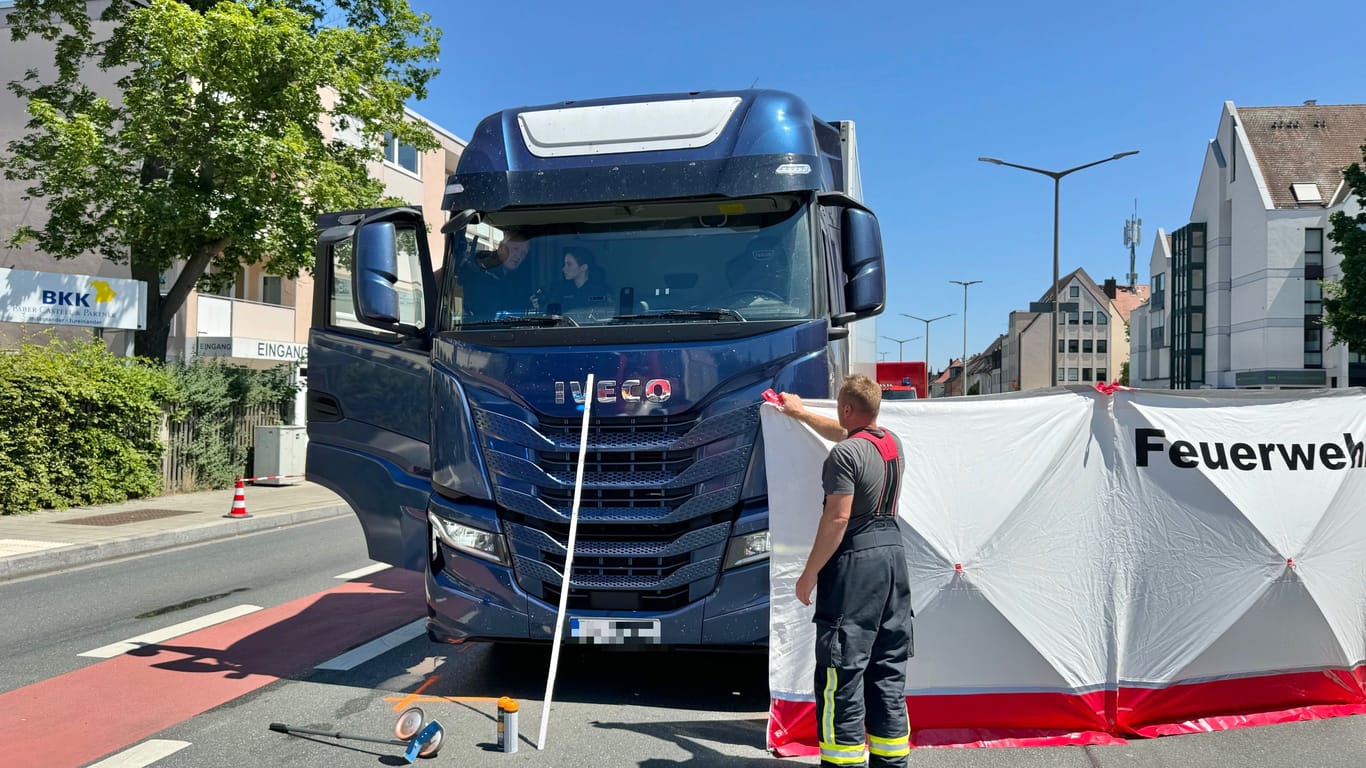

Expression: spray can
xmin=497 ymin=696 xmax=519 ymax=753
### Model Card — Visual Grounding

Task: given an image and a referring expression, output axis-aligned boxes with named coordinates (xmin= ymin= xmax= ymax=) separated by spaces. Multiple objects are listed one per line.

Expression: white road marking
xmin=79 ymin=604 xmax=264 ymax=658
xmin=316 ymin=618 xmax=426 ymax=671
xmin=87 ymin=740 xmax=191 ymax=767
xmin=334 ymin=563 xmax=390 ymax=580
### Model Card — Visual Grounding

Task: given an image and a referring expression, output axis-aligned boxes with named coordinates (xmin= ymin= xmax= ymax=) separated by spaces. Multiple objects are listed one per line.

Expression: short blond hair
xmin=838 ymin=374 xmax=881 ymax=417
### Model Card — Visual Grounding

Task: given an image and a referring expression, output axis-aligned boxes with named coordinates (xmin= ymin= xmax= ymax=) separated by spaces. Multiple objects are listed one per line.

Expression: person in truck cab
xmin=544 ymin=246 xmax=612 ymax=314
xmin=458 ymin=231 xmax=534 ymax=319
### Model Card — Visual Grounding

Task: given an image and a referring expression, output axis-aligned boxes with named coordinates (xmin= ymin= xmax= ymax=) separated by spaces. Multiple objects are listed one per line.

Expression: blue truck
xmin=307 ymin=89 xmax=886 ymax=647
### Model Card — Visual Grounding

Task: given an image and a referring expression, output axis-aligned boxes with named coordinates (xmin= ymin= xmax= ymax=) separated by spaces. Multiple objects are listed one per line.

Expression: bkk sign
xmin=195 ymin=336 xmax=307 ymax=362
xmin=0 ymin=268 xmax=146 ymax=330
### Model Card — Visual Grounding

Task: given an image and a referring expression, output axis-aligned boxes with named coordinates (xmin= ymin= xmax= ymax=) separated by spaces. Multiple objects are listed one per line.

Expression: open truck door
xmin=307 ymin=208 xmax=436 ymax=570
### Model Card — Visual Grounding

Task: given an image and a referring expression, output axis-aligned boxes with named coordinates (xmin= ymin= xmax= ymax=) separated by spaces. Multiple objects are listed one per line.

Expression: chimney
xmin=1103 ymin=278 xmax=1118 ymax=299
xmin=1304 ymin=99 xmax=1317 ymax=106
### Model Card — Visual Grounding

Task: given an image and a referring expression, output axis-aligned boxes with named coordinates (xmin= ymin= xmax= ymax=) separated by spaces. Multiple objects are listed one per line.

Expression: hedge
xmin=0 ymin=336 xmax=170 ymax=513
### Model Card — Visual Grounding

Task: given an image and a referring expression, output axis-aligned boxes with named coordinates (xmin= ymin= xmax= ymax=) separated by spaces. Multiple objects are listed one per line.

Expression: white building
xmin=1130 ymin=100 xmax=1365 ymax=389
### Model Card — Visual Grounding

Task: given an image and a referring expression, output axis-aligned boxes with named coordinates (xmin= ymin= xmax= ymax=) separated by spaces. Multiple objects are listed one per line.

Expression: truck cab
xmin=307 ymin=90 xmax=885 ymax=646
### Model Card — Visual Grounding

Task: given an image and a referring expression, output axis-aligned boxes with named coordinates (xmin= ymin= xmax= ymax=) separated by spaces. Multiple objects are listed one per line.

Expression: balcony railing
xmin=196 ymin=294 xmax=295 ymax=339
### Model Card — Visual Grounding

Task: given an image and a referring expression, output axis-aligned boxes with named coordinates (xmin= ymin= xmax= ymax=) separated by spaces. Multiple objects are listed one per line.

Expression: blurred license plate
xmin=569 ymin=618 xmax=661 ymax=645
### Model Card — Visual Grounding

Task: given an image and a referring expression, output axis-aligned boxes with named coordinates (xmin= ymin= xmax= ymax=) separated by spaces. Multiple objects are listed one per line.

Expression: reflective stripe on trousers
xmin=819 ymin=667 xmax=868 ymax=765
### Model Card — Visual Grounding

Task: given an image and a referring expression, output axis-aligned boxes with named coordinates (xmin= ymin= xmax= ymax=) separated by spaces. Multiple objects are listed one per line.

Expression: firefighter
xmin=776 ymin=375 xmax=912 ymax=767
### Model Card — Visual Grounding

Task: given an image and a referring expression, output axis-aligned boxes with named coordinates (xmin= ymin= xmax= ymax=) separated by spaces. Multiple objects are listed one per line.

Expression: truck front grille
xmin=473 ymin=404 xmax=761 ymax=610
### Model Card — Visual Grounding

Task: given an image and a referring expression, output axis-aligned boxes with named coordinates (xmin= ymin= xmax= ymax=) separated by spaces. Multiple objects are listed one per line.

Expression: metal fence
xmin=160 ymin=404 xmax=282 ymax=493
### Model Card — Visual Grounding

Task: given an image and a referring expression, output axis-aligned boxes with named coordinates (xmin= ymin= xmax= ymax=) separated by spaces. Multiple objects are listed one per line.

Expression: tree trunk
xmin=130 ymin=240 xmax=229 ymax=362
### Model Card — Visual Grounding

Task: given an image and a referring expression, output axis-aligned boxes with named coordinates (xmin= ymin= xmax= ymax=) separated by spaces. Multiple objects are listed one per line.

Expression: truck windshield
xmin=440 ymin=196 xmax=813 ymax=330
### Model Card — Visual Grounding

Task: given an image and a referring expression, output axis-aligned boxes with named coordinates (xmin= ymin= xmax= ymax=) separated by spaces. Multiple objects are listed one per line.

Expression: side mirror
xmin=354 ymin=221 xmax=402 ymax=329
xmin=353 ymin=218 xmax=426 ymax=335
xmin=837 ymin=207 xmax=886 ymax=323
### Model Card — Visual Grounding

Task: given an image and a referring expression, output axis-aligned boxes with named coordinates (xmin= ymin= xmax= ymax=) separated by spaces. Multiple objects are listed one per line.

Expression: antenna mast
xmin=1123 ymin=200 xmax=1141 ymax=288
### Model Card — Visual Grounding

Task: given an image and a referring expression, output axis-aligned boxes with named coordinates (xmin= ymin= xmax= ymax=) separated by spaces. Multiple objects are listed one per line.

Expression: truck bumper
xmin=425 ymin=551 xmax=769 ymax=647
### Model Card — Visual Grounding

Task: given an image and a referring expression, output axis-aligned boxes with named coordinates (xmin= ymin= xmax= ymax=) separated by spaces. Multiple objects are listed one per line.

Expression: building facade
xmin=1 ymin=2 xmax=465 ymax=382
xmin=1130 ymin=101 xmax=1365 ymax=390
xmin=994 ymin=268 xmax=1144 ymax=392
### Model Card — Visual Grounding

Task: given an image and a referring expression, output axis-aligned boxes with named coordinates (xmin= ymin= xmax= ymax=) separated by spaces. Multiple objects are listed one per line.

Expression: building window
xmin=1097 ymin=339 xmax=1108 ymax=353
xmin=1058 ymin=339 xmax=1066 ymax=353
xmin=1349 ymin=350 xmax=1364 ymax=364
xmin=1097 ymin=312 xmax=1108 ymax=325
xmin=1067 ymin=368 xmax=1079 ymax=382
xmin=1151 ymin=273 xmax=1166 ymax=310
xmin=1305 ymin=229 xmax=1323 ymax=267
xmin=384 ymin=132 xmax=420 ymax=176
xmin=331 ymin=114 xmax=365 ymax=148
xmin=1305 ymin=326 xmax=1323 ymax=368
xmin=1058 ymin=311 xmax=1066 ymax=325
xmin=262 ymin=275 xmax=283 ymax=306
xmin=1070 ymin=285 xmax=1080 ymax=298
xmin=1067 ymin=312 xmax=1079 ymax=325
xmin=1068 ymin=339 xmax=1079 ymax=353
xmin=215 ymin=267 xmax=247 ymax=299
xmin=1097 ymin=368 xmax=1108 ymax=383
xmin=1082 ymin=311 xmax=1094 ymax=325
xmin=1057 ymin=368 xmax=1065 ymax=383
xmin=1082 ymin=339 xmax=1093 ymax=354
xmin=1082 ymin=367 xmax=1093 ymax=381
xmin=1305 ymin=279 xmax=1323 ymax=316
xmin=1171 ymin=222 xmax=1207 ymax=389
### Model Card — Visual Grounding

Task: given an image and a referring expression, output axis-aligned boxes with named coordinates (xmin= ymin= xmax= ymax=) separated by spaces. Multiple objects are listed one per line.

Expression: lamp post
xmin=949 ymin=280 xmax=982 ymax=395
xmin=880 ymin=335 xmax=920 ymax=362
xmin=899 ymin=313 xmax=954 ymax=397
xmin=978 ymin=151 xmax=1138 ymax=386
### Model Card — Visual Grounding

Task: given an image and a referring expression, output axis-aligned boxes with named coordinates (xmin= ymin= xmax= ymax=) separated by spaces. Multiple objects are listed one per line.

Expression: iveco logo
xmin=554 ymin=378 xmax=672 ymax=404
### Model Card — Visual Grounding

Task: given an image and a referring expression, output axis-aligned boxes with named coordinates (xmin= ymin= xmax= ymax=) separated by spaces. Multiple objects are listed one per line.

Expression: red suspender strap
xmin=850 ymin=428 xmax=903 ymax=517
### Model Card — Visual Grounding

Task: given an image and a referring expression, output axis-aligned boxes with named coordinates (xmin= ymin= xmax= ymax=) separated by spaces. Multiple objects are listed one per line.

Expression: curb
xmin=0 ymin=504 xmax=350 ymax=583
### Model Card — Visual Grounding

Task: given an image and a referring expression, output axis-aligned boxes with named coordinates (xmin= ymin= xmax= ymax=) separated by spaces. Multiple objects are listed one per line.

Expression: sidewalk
xmin=0 ymin=481 xmax=351 ymax=582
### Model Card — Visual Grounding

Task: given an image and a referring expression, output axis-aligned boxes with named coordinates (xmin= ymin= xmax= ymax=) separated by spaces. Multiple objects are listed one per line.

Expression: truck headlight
xmin=723 ymin=530 xmax=771 ymax=570
xmin=429 ymin=513 xmax=509 ymax=565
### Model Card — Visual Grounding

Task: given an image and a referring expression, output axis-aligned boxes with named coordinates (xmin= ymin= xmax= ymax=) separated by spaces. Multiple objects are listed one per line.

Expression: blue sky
xmin=406 ymin=0 xmax=1363 ymax=370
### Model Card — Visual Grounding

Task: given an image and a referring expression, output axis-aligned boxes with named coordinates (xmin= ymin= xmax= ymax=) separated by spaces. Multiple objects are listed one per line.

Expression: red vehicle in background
xmin=877 ymin=361 xmax=926 ymax=400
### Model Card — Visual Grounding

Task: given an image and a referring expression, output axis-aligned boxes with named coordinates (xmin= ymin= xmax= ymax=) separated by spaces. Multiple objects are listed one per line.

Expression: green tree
xmin=1324 ymin=158 xmax=1366 ymax=351
xmin=1119 ymin=361 xmax=1130 ymax=386
xmin=3 ymin=0 xmax=440 ymax=360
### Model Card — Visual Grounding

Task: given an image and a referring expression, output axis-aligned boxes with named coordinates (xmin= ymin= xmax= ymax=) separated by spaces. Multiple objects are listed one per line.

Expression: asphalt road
xmin=0 ymin=515 xmax=371 ymax=693
xmin=2 ymin=516 xmax=1363 ymax=767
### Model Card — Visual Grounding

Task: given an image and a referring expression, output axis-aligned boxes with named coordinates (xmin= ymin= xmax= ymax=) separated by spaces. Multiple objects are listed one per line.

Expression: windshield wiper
xmin=459 ymin=314 xmax=578 ymax=328
xmin=610 ymin=308 xmax=746 ymax=323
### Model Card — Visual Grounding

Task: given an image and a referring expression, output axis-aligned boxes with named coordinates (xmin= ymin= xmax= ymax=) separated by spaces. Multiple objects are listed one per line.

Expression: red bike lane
xmin=0 ymin=569 xmax=424 ymax=767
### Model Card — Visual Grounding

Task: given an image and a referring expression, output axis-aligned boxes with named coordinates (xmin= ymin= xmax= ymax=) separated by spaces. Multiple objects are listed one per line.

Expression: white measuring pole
xmin=537 ymin=373 xmax=593 ymax=750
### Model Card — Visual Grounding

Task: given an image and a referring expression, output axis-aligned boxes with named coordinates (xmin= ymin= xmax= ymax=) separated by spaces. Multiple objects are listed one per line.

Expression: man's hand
xmin=775 ymin=392 xmax=847 ymax=443
xmin=776 ymin=392 xmax=806 ymax=417
xmin=795 ymin=569 xmax=817 ymax=606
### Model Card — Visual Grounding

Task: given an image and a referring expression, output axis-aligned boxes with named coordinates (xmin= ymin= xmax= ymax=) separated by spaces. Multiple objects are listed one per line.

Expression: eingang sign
xmin=195 ymin=336 xmax=307 ymax=362
xmin=0 ymin=269 xmax=147 ymax=330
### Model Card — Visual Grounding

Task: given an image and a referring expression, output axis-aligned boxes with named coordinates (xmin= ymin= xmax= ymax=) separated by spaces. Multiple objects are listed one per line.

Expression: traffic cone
xmin=225 ymin=478 xmax=251 ymax=519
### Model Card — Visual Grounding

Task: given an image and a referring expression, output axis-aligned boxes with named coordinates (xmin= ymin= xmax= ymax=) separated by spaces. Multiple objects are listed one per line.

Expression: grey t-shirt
xmin=821 ymin=428 xmax=904 ymax=527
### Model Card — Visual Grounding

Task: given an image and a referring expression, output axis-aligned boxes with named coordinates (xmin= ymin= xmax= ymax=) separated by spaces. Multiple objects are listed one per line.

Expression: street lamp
xmin=880 ymin=335 xmax=921 ymax=362
xmin=949 ymin=280 xmax=982 ymax=395
xmin=899 ymin=313 xmax=954 ymax=397
xmin=978 ymin=151 xmax=1138 ymax=386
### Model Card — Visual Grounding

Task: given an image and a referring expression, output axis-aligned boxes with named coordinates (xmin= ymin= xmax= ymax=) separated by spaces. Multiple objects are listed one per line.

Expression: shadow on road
xmin=122 ymin=569 xmax=423 ymax=681
xmin=593 ymin=719 xmax=795 ymax=767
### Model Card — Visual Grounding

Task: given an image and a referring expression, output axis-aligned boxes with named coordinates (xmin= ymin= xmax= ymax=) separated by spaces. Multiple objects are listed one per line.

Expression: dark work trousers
xmin=813 ymin=524 xmax=912 ymax=767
